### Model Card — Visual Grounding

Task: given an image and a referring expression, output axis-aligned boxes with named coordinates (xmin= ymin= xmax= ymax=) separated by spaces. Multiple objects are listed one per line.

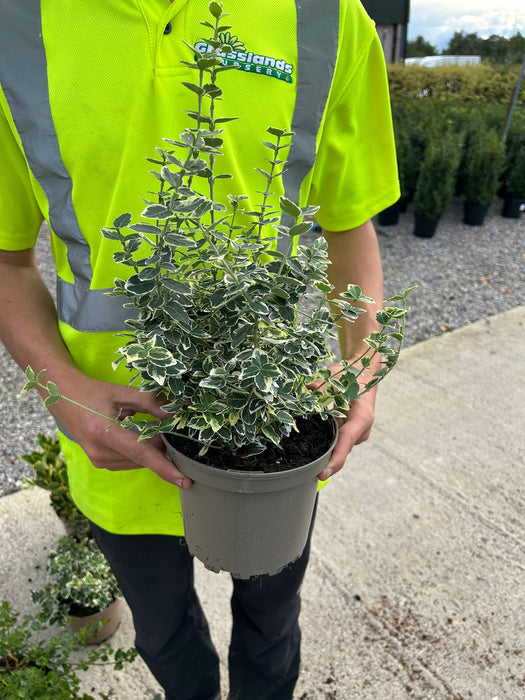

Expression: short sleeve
xmin=0 ymin=93 xmax=43 ymax=249
xmin=309 ymin=28 xmax=400 ymax=232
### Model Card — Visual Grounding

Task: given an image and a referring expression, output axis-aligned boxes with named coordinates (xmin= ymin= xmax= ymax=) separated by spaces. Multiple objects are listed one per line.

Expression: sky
xmin=407 ymin=0 xmax=525 ymax=50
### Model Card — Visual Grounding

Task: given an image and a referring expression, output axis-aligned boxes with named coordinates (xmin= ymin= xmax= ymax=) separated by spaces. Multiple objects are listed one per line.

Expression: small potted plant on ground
xmin=462 ymin=128 xmax=505 ymax=226
xmin=413 ymin=129 xmax=463 ymax=237
xmin=23 ymin=2 xmax=413 ymax=578
xmin=31 ymin=536 xmax=123 ymax=645
xmin=22 ymin=433 xmax=92 ymax=540
xmin=0 ymin=600 xmax=136 ymax=699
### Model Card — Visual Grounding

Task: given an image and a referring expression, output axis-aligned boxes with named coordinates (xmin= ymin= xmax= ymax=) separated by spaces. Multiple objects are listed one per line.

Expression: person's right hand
xmin=46 ymin=373 xmax=192 ymax=489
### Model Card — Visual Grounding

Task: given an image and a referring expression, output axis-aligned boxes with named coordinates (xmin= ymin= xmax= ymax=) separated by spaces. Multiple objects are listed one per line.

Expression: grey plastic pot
xmin=162 ymin=418 xmax=337 ymax=579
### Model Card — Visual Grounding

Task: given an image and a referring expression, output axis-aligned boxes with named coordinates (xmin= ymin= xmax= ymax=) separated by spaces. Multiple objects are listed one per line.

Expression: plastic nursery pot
xmin=501 ymin=195 xmax=523 ymax=219
xmin=68 ymin=598 xmax=122 ymax=645
xmin=413 ymin=212 xmax=439 ymax=238
xmin=378 ymin=199 xmax=401 ymax=226
xmin=163 ymin=418 xmax=337 ymax=579
xmin=463 ymin=202 xmax=489 ymax=226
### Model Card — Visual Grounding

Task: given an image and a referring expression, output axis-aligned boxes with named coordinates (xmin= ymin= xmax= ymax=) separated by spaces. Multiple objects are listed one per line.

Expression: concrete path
xmin=1 ymin=307 xmax=524 ymax=699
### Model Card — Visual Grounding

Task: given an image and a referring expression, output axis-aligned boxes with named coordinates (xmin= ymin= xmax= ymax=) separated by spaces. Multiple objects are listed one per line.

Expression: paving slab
xmin=0 ymin=307 xmax=523 ymax=699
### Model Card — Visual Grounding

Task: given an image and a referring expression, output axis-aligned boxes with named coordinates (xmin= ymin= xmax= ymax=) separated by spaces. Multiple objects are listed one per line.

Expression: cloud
xmin=407 ymin=1 xmax=525 ymax=48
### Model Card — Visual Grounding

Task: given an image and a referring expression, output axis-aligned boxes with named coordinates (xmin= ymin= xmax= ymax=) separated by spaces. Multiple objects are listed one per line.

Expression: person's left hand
xmin=317 ymin=387 xmax=377 ymax=480
xmin=309 ymin=359 xmax=379 ymax=481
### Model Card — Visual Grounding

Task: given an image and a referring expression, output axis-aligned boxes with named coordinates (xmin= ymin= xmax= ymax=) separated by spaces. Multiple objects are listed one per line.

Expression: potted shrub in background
xmin=23 ymin=3 xmax=413 ymax=578
xmin=462 ymin=127 xmax=505 ymax=225
xmin=378 ymin=129 xmax=410 ymax=226
xmin=31 ymin=536 xmax=123 ymax=645
xmin=22 ymin=433 xmax=91 ymax=540
xmin=413 ymin=129 xmax=463 ymax=237
xmin=501 ymin=129 xmax=525 ymax=218
xmin=0 ymin=600 xmax=135 ymax=699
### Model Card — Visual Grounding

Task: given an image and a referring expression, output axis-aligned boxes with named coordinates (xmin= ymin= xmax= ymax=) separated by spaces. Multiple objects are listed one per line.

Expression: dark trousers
xmin=89 ymin=501 xmax=316 ymax=700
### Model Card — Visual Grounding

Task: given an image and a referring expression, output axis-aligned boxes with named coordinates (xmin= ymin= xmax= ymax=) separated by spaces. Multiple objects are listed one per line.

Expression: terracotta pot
xmin=162 ymin=418 xmax=337 ymax=579
xmin=68 ymin=598 xmax=122 ymax=645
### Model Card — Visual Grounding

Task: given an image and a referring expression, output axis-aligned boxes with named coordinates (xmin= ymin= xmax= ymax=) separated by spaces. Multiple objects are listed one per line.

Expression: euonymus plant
xmin=24 ymin=2 xmax=412 ymax=459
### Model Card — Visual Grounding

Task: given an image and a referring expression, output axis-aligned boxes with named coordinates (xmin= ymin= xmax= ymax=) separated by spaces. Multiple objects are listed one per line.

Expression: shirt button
xmin=164 ymin=22 xmax=172 ymax=34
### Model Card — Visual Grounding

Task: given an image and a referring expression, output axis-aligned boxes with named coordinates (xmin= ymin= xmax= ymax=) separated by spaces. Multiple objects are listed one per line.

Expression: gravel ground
xmin=1 ymin=197 xmax=523 ymax=495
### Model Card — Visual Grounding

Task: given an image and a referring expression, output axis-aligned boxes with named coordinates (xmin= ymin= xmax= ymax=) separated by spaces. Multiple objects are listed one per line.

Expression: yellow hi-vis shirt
xmin=0 ymin=0 xmax=399 ymax=535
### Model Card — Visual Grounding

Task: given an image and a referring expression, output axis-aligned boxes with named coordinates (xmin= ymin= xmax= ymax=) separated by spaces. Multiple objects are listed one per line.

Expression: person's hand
xmin=46 ymin=373 xmax=191 ymax=489
xmin=317 ymin=388 xmax=376 ymax=480
xmin=309 ymin=359 xmax=378 ymax=480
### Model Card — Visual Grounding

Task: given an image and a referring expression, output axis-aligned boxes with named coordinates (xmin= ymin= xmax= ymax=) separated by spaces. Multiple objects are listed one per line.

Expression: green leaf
xmin=161 ymin=278 xmax=191 ymax=295
xmin=262 ymin=424 xmax=281 ymax=445
xmin=279 ymin=197 xmax=301 ymax=219
xmin=101 ymin=228 xmax=124 ymax=241
xmin=125 ymin=276 xmax=156 ymax=295
xmin=215 ymin=116 xmax=240 ymax=124
xmin=181 ymin=81 xmax=205 ymax=96
xmin=141 ymin=204 xmax=172 ymax=220
xmin=288 ymin=222 xmax=312 ymax=237
xmin=113 ymin=212 xmax=132 ymax=229
xmin=267 ymin=127 xmax=290 ymax=138
xmin=128 ymin=223 xmax=162 ymax=235
xmin=209 ymin=0 xmax=222 ymax=18
xmin=232 ymin=324 xmax=253 ymax=348
xmin=164 ymin=300 xmax=191 ymax=327
xmin=46 ymin=381 xmax=60 ymax=398
xmin=43 ymin=395 xmax=60 ymax=407
xmin=161 ymin=167 xmax=182 ymax=188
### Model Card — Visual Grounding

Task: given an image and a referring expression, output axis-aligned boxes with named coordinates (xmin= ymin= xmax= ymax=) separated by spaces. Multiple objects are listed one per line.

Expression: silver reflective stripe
xmin=0 ymin=0 xmax=339 ymax=324
xmin=279 ymin=0 xmax=340 ymax=250
xmin=56 ymin=279 xmax=136 ymax=332
xmin=0 ymin=0 xmax=128 ymax=332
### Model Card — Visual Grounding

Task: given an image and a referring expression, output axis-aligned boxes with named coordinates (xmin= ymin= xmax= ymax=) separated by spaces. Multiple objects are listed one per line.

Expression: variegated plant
xmin=23 ymin=1 xmax=412 ymax=458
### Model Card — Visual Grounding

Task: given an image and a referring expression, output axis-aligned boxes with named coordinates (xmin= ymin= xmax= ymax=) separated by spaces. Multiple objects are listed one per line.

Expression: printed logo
xmin=194 ymin=32 xmax=293 ymax=84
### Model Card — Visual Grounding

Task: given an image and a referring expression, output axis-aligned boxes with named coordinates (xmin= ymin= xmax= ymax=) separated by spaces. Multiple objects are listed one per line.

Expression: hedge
xmin=387 ymin=64 xmax=524 ymax=105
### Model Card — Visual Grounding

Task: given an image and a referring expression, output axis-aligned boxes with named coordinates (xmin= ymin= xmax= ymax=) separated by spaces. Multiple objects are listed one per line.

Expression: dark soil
xmin=165 ymin=415 xmax=335 ymax=473
xmin=65 ymin=600 xmax=102 ymax=618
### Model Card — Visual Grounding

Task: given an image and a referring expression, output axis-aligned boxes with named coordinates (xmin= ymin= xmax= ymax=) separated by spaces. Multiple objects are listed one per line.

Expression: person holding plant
xmin=0 ymin=1 xmax=400 ymax=698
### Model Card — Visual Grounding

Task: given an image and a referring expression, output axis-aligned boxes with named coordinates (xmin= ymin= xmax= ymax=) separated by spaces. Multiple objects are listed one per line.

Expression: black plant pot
xmin=463 ymin=202 xmax=489 ymax=226
xmin=413 ymin=213 xmax=439 ymax=238
xmin=378 ymin=199 xmax=401 ymax=226
xmin=501 ymin=195 xmax=522 ymax=219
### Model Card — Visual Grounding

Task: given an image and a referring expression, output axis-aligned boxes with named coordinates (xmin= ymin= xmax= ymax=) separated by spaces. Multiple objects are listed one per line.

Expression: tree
xmin=508 ymin=33 xmax=525 ymax=64
xmin=443 ymin=30 xmax=525 ymax=64
xmin=443 ymin=31 xmax=484 ymax=56
xmin=406 ymin=35 xmax=437 ymax=58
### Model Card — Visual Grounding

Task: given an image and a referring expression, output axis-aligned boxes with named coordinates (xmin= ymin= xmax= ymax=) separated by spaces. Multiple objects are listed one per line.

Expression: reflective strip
xmin=0 ymin=0 xmax=127 ymax=332
xmin=279 ymin=0 xmax=340 ymax=250
xmin=0 ymin=0 xmax=339 ymax=326
xmin=56 ymin=279 xmax=137 ymax=332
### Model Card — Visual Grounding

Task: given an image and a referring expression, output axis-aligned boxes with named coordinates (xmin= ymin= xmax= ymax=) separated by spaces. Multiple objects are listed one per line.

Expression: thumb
xmin=112 ymin=384 xmax=170 ymax=419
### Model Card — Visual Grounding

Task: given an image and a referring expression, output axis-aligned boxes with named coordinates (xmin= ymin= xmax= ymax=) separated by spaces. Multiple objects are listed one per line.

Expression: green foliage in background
xmin=31 ymin=536 xmax=122 ymax=625
xmin=390 ymin=97 xmax=525 ymax=218
xmin=22 ymin=433 xmax=91 ymax=540
xmin=387 ymin=64 xmax=524 ymax=105
xmin=463 ymin=128 xmax=506 ymax=206
xmin=413 ymin=128 xmax=464 ymax=219
xmin=0 ymin=601 xmax=135 ymax=700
